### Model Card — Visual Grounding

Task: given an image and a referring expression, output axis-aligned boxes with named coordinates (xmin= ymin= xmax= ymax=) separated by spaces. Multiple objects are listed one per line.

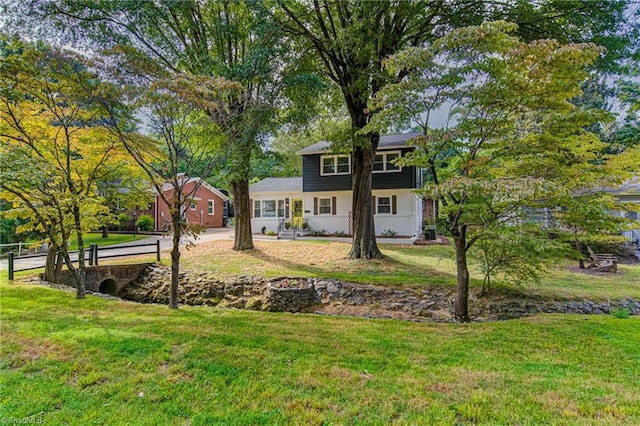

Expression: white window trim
xmin=318 ymin=197 xmax=332 ymax=215
xmin=373 ymin=150 xmax=402 ymax=173
xmin=320 ymin=154 xmax=351 ymax=176
xmin=208 ymin=200 xmax=214 ymax=215
xmin=254 ymin=199 xmax=287 ymax=219
xmin=190 ymin=201 xmax=197 ymax=211
xmin=376 ymin=196 xmax=392 ymax=215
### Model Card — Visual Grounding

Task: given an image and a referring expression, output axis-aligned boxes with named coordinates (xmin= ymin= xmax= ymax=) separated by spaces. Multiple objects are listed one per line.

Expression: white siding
xmin=372 ymin=189 xmax=419 ymax=237
xmin=250 ymin=188 xmax=421 ymax=237
xmin=250 ymin=191 xmax=300 ymax=233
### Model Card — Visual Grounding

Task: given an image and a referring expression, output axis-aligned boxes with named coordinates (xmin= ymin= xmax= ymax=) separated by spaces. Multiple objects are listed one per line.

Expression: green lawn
xmin=1 ymin=281 xmax=639 ymax=425
xmin=180 ymin=240 xmax=640 ymax=301
xmin=68 ymin=233 xmax=144 ymax=251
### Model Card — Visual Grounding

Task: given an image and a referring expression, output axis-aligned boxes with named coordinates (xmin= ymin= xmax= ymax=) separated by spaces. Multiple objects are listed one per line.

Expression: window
xmin=377 ymin=197 xmax=391 ymax=214
xmin=318 ymin=198 xmax=332 ymax=215
xmin=254 ymin=200 xmax=286 ymax=218
xmin=320 ymin=155 xmax=351 ymax=176
xmin=263 ymin=200 xmax=276 ymax=217
xmin=208 ymin=200 xmax=214 ymax=215
xmin=373 ymin=151 xmax=401 ymax=173
xmin=190 ymin=201 xmax=197 ymax=210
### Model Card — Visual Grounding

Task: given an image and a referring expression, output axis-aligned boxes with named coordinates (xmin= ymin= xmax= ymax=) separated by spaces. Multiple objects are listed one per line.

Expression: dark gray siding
xmin=302 ymin=155 xmax=352 ymax=192
xmin=302 ymin=148 xmax=417 ymax=192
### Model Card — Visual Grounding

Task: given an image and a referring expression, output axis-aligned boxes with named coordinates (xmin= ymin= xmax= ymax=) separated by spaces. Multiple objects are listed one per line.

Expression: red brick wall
xmin=155 ymin=181 xmax=226 ymax=230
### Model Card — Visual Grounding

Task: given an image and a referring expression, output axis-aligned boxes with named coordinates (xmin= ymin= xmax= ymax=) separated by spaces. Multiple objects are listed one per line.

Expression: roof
xmin=249 ymin=177 xmax=303 ymax=193
xmin=158 ymin=177 xmax=228 ymax=201
xmin=296 ymin=132 xmax=422 ymax=155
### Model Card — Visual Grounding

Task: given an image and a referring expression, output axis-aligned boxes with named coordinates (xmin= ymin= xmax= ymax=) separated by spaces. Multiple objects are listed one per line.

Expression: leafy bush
xmin=381 ymin=228 xmax=397 ymax=237
xmin=265 ymin=230 xmax=276 ymax=236
xmin=334 ymin=230 xmax=347 ymax=237
xmin=261 ymin=226 xmax=267 ymax=234
xmin=136 ymin=214 xmax=154 ymax=232
xmin=285 ymin=221 xmax=291 ymax=229
xmin=612 ymin=307 xmax=630 ymax=319
xmin=311 ymin=229 xmax=327 ymax=236
xmin=117 ymin=213 xmax=131 ymax=231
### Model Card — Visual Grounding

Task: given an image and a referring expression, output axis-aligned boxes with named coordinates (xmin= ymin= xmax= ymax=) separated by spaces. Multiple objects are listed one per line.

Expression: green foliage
xmin=612 ymin=307 xmax=631 ymax=319
xmin=136 ymin=214 xmax=154 ymax=232
xmin=367 ymin=21 xmax=631 ymax=320
xmin=380 ymin=229 xmax=398 ymax=238
xmin=265 ymin=230 xmax=276 ymax=236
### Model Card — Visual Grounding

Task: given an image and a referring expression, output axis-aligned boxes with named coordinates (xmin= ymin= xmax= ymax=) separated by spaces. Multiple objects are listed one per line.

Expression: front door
xmin=292 ymin=199 xmax=303 ymax=228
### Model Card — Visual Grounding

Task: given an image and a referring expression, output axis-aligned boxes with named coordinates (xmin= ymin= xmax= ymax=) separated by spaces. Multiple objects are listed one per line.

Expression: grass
xmin=67 ymin=233 xmax=143 ymax=251
xmin=180 ymin=240 xmax=640 ymax=301
xmin=1 ymin=281 xmax=639 ymax=425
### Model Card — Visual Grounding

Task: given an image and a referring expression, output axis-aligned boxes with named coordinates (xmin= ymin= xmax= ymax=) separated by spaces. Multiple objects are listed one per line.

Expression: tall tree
xmin=23 ymin=0 xmax=307 ymax=251
xmin=0 ymin=37 xmax=127 ymax=294
xmin=94 ymin=69 xmax=240 ymax=308
xmin=277 ymin=0 xmax=634 ymax=260
xmin=367 ymin=22 xmax=631 ymax=321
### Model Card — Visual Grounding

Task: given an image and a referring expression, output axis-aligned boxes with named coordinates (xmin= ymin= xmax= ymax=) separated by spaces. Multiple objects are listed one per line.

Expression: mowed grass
xmin=68 ymin=233 xmax=144 ymax=251
xmin=181 ymin=239 xmax=640 ymax=300
xmin=1 ymin=281 xmax=639 ymax=425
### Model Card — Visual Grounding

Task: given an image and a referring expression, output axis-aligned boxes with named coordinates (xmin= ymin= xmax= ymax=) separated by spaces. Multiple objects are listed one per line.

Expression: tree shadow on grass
xmin=243 ymin=244 xmax=456 ymax=288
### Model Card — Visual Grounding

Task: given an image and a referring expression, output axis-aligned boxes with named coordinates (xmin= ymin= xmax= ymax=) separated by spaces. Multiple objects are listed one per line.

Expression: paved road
xmin=1 ymin=228 xmax=236 ymax=273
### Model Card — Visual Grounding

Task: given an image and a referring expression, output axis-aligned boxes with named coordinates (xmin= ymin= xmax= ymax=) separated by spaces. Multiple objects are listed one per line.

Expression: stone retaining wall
xmin=118 ymin=265 xmax=640 ymax=322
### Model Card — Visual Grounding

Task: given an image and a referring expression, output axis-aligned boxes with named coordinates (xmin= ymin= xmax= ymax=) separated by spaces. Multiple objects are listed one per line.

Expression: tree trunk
xmin=231 ymin=179 xmax=254 ymax=251
xmin=54 ymin=250 xmax=64 ymax=284
xmin=348 ymin=122 xmax=382 ymax=259
xmin=102 ymin=225 xmax=109 ymax=238
xmin=169 ymin=212 xmax=181 ymax=309
xmin=43 ymin=245 xmax=57 ymax=282
xmin=452 ymin=230 xmax=471 ymax=322
xmin=73 ymin=206 xmax=86 ymax=299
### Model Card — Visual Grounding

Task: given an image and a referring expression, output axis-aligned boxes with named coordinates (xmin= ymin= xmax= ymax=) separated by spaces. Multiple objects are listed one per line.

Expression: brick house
xmin=153 ymin=177 xmax=229 ymax=231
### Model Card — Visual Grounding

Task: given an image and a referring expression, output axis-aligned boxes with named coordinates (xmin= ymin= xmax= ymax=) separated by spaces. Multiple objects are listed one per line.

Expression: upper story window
xmin=208 ymin=200 xmax=214 ymax=215
xmin=321 ymin=154 xmax=350 ymax=176
xmin=373 ymin=151 xmax=401 ymax=173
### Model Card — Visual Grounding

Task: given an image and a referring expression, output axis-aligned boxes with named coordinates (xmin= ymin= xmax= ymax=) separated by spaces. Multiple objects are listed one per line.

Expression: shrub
xmin=381 ymin=228 xmax=397 ymax=237
xmin=612 ymin=307 xmax=630 ymax=319
xmin=265 ymin=230 xmax=276 ymax=236
xmin=334 ymin=230 xmax=347 ymax=237
xmin=285 ymin=221 xmax=291 ymax=229
xmin=117 ymin=213 xmax=131 ymax=230
xmin=311 ymin=229 xmax=327 ymax=236
xmin=261 ymin=226 xmax=267 ymax=234
xmin=136 ymin=214 xmax=154 ymax=232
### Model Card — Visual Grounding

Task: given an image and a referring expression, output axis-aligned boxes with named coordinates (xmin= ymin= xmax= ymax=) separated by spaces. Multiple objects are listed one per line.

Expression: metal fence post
xmin=94 ymin=244 xmax=99 ymax=266
xmin=156 ymin=240 xmax=161 ymax=261
xmin=8 ymin=252 xmax=14 ymax=280
xmin=88 ymin=244 xmax=94 ymax=266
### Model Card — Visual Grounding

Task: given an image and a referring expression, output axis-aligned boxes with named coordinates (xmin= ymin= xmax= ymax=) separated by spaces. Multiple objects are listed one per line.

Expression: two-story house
xmin=249 ymin=132 xmax=432 ymax=237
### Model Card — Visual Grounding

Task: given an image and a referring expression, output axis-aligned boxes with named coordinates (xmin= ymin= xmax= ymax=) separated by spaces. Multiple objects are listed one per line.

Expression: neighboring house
xmin=249 ymin=132 xmax=434 ymax=237
xmin=613 ymin=179 xmax=640 ymax=245
xmin=153 ymin=176 xmax=229 ymax=231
